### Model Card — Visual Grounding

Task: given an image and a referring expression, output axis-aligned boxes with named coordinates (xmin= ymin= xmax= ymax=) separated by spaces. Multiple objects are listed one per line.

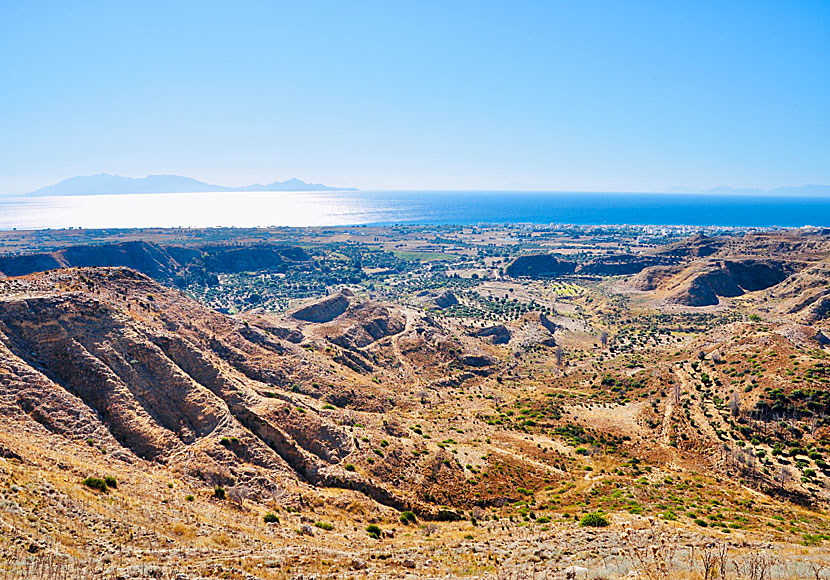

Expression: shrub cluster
xmin=366 ymin=524 xmax=382 ymax=539
xmin=82 ymin=476 xmax=117 ymax=492
xmin=580 ymin=512 xmax=609 ymax=527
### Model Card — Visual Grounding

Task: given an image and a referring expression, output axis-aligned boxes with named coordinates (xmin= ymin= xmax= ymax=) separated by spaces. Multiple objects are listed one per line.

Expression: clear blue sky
xmin=1 ymin=1 xmax=828 ymax=194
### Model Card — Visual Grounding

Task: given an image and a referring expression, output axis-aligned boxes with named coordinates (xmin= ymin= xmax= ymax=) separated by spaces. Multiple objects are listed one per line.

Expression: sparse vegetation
xmin=3 ymin=225 xmax=830 ymax=576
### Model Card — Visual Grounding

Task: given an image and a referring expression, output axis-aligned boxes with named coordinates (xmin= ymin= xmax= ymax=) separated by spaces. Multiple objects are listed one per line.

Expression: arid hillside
xmin=1 ymin=225 xmax=830 ymax=579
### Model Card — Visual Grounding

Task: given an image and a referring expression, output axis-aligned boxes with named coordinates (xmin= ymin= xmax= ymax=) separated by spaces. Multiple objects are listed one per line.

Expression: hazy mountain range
xmin=23 ymin=174 xmax=357 ymax=196
xmin=666 ymin=184 xmax=830 ymax=196
xmin=19 ymin=175 xmax=830 ymax=197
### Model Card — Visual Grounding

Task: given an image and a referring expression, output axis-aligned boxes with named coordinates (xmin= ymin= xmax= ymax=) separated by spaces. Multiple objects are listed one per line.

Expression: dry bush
xmin=699 ymin=543 xmax=729 ymax=580
xmin=740 ymin=551 xmax=777 ymax=580
xmin=226 ymin=485 xmax=249 ymax=507
xmin=620 ymin=519 xmax=681 ymax=580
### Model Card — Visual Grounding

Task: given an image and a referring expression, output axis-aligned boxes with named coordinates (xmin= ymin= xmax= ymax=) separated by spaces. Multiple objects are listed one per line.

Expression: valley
xmin=0 ymin=224 xmax=829 ymax=579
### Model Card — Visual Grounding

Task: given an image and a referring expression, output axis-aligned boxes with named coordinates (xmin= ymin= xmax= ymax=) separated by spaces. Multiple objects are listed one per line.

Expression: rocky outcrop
xmin=803 ymin=294 xmax=830 ymax=322
xmin=0 ymin=241 xmax=309 ymax=282
xmin=576 ymin=254 xmax=675 ymax=276
xmin=292 ymin=293 xmax=351 ymax=323
xmin=246 ymin=319 xmax=304 ymax=343
xmin=666 ymin=260 xmax=793 ymax=306
xmin=505 ymin=254 xmax=576 ymax=278
xmin=199 ymin=245 xmax=308 ymax=274
xmin=627 ymin=265 xmax=683 ymax=291
xmin=329 ymin=302 xmax=406 ymax=349
xmin=0 ymin=253 xmax=66 ymax=277
xmin=472 ymin=324 xmax=511 ymax=344
xmin=539 ymin=313 xmax=558 ymax=334
xmin=458 ymin=352 xmax=496 ymax=368
xmin=434 ymin=291 xmax=459 ymax=309
xmin=652 ymin=233 xmax=726 ymax=258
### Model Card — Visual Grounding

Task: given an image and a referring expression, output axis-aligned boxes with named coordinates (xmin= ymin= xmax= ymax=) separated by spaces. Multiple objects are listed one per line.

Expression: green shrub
xmin=437 ymin=509 xmax=462 ymax=522
xmin=185 ymin=495 xmax=195 ymax=502
xmin=104 ymin=476 xmax=117 ymax=489
xmin=213 ymin=485 xmax=226 ymax=500
xmin=694 ymin=518 xmax=708 ymax=527
xmin=579 ymin=512 xmax=609 ymax=527
xmin=314 ymin=521 xmax=334 ymax=531
xmin=399 ymin=510 xmax=417 ymax=524
xmin=82 ymin=477 xmax=108 ymax=492
xmin=344 ymin=464 xmax=356 ymax=472
xmin=366 ymin=524 xmax=382 ymax=539
xmin=263 ymin=513 xmax=279 ymax=523
xmin=802 ymin=533 xmax=824 ymax=546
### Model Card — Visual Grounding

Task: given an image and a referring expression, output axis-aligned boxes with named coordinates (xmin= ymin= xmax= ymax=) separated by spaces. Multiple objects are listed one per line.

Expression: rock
xmin=0 ymin=442 xmax=21 ymax=461
xmin=539 ymin=313 xmax=558 ymax=334
xmin=330 ymin=302 xmax=406 ymax=348
xmin=564 ymin=565 xmax=589 ymax=579
xmin=576 ymin=254 xmax=674 ymax=276
xmin=292 ymin=293 xmax=350 ymax=323
xmin=665 ymin=260 xmax=792 ymax=307
xmin=472 ymin=324 xmax=511 ymax=344
xmin=505 ymin=254 xmax=576 ymax=278
xmin=434 ymin=291 xmax=458 ymax=309
xmin=459 ymin=353 xmax=496 ymax=368
xmin=350 ymin=558 xmax=367 ymax=570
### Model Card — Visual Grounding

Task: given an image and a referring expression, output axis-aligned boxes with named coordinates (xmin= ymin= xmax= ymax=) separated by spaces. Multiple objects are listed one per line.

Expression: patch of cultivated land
xmin=1 ymin=225 xmax=830 ymax=578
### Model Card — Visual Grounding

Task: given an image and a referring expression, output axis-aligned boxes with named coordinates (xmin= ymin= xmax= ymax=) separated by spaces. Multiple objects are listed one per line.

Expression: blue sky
xmin=1 ymin=1 xmax=828 ymax=194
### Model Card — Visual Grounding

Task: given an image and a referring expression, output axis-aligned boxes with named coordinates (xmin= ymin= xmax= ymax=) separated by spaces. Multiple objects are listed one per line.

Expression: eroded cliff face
xmin=292 ymin=292 xmax=350 ymax=322
xmin=0 ymin=268 xmax=409 ymax=509
xmin=0 ymin=241 xmax=310 ymax=281
xmin=629 ymin=259 xmax=796 ymax=307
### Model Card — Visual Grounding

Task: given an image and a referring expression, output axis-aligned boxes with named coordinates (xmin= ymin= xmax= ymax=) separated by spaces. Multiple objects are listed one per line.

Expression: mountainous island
xmin=23 ymin=173 xmax=357 ymax=196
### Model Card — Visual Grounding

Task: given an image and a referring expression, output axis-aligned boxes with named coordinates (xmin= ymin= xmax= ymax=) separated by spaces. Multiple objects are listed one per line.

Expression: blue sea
xmin=0 ymin=190 xmax=829 ymax=230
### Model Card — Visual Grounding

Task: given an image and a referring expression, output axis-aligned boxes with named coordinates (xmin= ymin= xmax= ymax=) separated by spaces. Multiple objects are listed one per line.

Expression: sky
xmin=1 ymin=1 xmax=829 ymax=194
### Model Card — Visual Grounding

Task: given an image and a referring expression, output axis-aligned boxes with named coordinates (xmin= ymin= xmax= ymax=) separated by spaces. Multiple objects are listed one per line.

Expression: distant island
xmin=23 ymin=174 xmax=357 ymax=196
xmin=667 ymin=184 xmax=830 ymax=196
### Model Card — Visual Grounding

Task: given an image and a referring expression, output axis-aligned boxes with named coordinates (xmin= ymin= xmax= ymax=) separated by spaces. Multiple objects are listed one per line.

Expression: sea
xmin=0 ymin=190 xmax=829 ymax=230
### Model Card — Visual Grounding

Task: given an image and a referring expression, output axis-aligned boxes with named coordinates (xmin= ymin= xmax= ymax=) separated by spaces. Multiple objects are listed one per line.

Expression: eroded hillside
xmin=1 ymin=225 xmax=829 ymax=579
